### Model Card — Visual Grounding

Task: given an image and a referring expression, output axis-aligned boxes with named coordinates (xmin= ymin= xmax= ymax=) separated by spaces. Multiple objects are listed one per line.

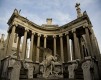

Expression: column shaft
xmin=44 ymin=36 xmax=47 ymax=48
xmin=73 ymin=30 xmax=81 ymax=59
xmin=60 ymin=35 xmax=64 ymax=63
xmin=66 ymin=33 xmax=71 ymax=61
xmin=8 ymin=25 xmax=16 ymax=55
xmin=16 ymin=35 xmax=21 ymax=59
xmin=53 ymin=36 xmax=56 ymax=56
xmin=85 ymin=27 xmax=92 ymax=56
xmin=21 ymin=29 xmax=28 ymax=60
xmin=29 ymin=33 xmax=34 ymax=60
xmin=36 ymin=34 xmax=41 ymax=63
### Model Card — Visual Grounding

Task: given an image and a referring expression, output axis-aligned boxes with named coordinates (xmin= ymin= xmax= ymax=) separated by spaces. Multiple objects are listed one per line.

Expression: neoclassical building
xmin=0 ymin=3 xmax=101 ymax=80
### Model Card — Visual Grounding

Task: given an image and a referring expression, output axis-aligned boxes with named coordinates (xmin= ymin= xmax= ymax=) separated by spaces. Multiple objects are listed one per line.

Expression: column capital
xmin=37 ymin=33 xmax=41 ymax=37
xmin=32 ymin=31 xmax=35 ymax=34
xmin=59 ymin=34 xmax=63 ymax=37
xmin=25 ymin=28 xmax=29 ymax=32
xmin=53 ymin=35 xmax=57 ymax=38
xmin=72 ymin=28 xmax=76 ymax=33
xmin=65 ymin=31 xmax=69 ymax=35
xmin=12 ymin=22 xmax=18 ymax=27
xmin=44 ymin=35 xmax=47 ymax=38
xmin=83 ymin=26 xmax=88 ymax=28
xmin=83 ymin=23 xmax=88 ymax=28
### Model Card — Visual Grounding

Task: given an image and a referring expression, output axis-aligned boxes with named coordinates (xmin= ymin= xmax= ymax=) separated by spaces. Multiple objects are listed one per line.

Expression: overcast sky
xmin=0 ymin=0 xmax=101 ymax=52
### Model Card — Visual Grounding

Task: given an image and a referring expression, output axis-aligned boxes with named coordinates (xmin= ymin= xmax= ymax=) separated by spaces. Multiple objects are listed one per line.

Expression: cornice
xmin=7 ymin=11 xmax=92 ymax=34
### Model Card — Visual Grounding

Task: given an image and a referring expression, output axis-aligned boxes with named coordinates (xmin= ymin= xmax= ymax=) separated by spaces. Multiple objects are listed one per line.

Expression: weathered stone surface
xmin=23 ymin=61 xmax=34 ymax=79
xmin=82 ymin=60 xmax=92 ymax=80
xmin=68 ymin=61 xmax=78 ymax=79
xmin=10 ymin=61 xmax=21 ymax=80
xmin=0 ymin=3 xmax=101 ymax=80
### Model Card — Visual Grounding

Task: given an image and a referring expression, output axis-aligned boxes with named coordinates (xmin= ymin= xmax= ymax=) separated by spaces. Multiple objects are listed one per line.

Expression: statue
xmin=37 ymin=47 xmax=62 ymax=79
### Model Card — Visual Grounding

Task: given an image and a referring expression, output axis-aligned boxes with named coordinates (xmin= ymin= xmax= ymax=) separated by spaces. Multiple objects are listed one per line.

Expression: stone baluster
xmin=65 ymin=32 xmax=71 ymax=61
xmin=36 ymin=34 xmax=41 ymax=63
xmin=53 ymin=35 xmax=56 ymax=56
xmin=21 ymin=28 xmax=28 ymax=60
xmin=59 ymin=34 xmax=64 ymax=63
xmin=72 ymin=29 xmax=81 ymax=59
xmin=29 ymin=32 xmax=35 ymax=61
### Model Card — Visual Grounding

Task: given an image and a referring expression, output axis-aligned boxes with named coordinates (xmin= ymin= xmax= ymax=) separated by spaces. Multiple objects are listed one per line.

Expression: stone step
xmin=20 ymin=78 xmax=69 ymax=80
xmin=20 ymin=79 xmax=83 ymax=80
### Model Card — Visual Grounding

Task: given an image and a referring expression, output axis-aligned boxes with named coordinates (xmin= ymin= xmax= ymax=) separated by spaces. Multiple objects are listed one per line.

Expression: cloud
xmin=75 ymin=0 xmax=96 ymax=6
xmin=0 ymin=0 xmax=101 ymax=52
xmin=51 ymin=11 xmax=72 ymax=25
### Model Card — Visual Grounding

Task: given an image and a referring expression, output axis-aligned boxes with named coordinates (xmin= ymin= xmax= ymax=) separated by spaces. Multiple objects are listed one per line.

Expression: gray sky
xmin=0 ymin=0 xmax=101 ymax=52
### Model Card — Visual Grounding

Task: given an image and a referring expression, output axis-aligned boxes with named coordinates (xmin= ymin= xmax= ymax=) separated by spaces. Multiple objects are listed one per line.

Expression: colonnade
xmin=5 ymin=24 xmax=94 ymax=63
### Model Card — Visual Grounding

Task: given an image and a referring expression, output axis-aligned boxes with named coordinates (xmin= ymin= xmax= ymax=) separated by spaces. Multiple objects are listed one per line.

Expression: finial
xmin=75 ymin=3 xmax=80 ymax=9
xmin=19 ymin=9 xmax=21 ymax=14
xmin=75 ymin=3 xmax=82 ymax=18
xmin=14 ymin=8 xmax=18 ymax=14
xmin=14 ymin=9 xmax=21 ymax=15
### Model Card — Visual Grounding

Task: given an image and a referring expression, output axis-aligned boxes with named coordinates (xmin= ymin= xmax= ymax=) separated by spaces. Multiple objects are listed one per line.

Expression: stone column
xmin=8 ymin=25 xmax=16 ymax=55
xmin=36 ymin=34 xmax=41 ymax=63
xmin=21 ymin=28 xmax=28 ymax=60
xmin=29 ymin=32 xmax=35 ymax=61
xmin=65 ymin=32 xmax=71 ymax=61
xmin=59 ymin=34 xmax=64 ymax=63
xmin=43 ymin=35 xmax=47 ymax=60
xmin=72 ymin=29 xmax=81 ymax=59
xmin=53 ymin=35 xmax=56 ymax=56
xmin=84 ymin=26 xmax=92 ymax=56
xmin=44 ymin=35 xmax=47 ymax=48
xmin=82 ymin=60 xmax=92 ymax=80
xmin=71 ymin=39 xmax=74 ymax=60
xmin=16 ymin=35 xmax=21 ymax=59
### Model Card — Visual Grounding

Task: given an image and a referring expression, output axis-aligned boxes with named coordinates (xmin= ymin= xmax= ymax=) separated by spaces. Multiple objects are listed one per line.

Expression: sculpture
xmin=37 ymin=47 xmax=61 ymax=78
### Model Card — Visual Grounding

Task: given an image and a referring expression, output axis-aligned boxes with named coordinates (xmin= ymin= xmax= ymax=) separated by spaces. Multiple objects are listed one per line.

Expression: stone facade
xmin=0 ymin=3 xmax=101 ymax=80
